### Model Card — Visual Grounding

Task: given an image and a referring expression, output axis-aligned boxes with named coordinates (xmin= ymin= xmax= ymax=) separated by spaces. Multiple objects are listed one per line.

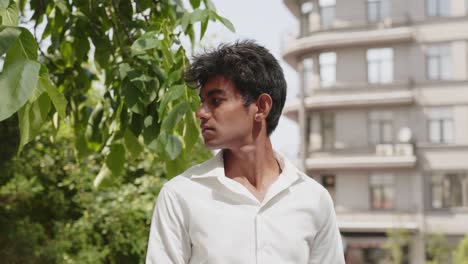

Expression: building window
xmin=321 ymin=175 xmax=336 ymax=202
xmin=300 ymin=1 xmax=314 ymax=36
xmin=369 ymin=111 xmax=393 ymax=144
xmin=370 ymin=174 xmax=395 ymax=210
xmin=426 ymin=44 xmax=451 ymax=80
xmin=426 ymin=0 xmax=450 ymax=17
xmin=431 ymin=173 xmax=468 ymax=209
xmin=367 ymin=0 xmax=391 ymax=22
xmin=319 ymin=52 xmax=336 ymax=87
xmin=302 ymin=57 xmax=314 ymax=96
xmin=319 ymin=0 xmax=335 ymax=28
xmin=367 ymin=48 xmax=393 ymax=84
xmin=427 ymin=107 xmax=453 ymax=144
xmin=320 ymin=112 xmax=335 ymax=150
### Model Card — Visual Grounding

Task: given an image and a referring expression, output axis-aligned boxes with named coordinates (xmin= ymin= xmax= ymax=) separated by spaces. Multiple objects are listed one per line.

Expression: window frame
xmin=369 ymin=173 xmax=395 ymax=210
xmin=319 ymin=52 xmax=337 ymax=88
xmin=368 ymin=111 xmax=394 ymax=145
xmin=366 ymin=47 xmax=394 ymax=84
xmin=426 ymin=43 xmax=451 ymax=81
xmin=300 ymin=0 xmax=314 ymax=36
xmin=319 ymin=0 xmax=336 ymax=28
xmin=426 ymin=107 xmax=454 ymax=144
xmin=426 ymin=0 xmax=450 ymax=17
xmin=367 ymin=0 xmax=390 ymax=22
xmin=430 ymin=172 xmax=468 ymax=210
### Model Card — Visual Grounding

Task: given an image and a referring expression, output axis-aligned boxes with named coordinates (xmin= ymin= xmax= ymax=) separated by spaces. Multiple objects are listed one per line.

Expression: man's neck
xmin=222 ymin=138 xmax=281 ymax=193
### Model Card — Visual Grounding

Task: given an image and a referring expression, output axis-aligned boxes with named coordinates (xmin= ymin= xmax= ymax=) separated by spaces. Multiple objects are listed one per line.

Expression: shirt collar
xmin=189 ymin=149 xmax=301 ymax=185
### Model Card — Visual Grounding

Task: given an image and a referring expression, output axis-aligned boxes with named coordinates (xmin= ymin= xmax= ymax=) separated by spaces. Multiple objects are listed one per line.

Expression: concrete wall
xmin=394 ymin=170 xmax=421 ymax=211
xmin=336 ymin=48 xmax=367 ymax=85
xmin=336 ymin=172 xmax=370 ymax=210
xmin=334 ymin=0 xmax=366 ymax=28
xmin=334 ymin=109 xmax=368 ymax=148
xmin=454 ymin=105 xmax=468 ymax=144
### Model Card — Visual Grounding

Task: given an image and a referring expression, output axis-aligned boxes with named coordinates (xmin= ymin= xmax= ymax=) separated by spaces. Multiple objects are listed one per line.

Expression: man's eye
xmin=211 ymin=98 xmax=222 ymax=105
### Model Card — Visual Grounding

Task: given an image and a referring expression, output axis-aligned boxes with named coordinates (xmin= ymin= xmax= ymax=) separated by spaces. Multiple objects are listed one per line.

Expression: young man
xmin=146 ymin=40 xmax=345 ymax=264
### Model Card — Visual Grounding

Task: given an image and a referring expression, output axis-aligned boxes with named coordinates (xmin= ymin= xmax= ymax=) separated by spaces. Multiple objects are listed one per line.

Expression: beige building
xmin=281 ymin=0 xmax=468 ymax=263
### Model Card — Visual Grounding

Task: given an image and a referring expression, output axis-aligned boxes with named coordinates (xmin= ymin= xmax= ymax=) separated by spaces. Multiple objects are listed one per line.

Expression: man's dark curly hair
xmin=184 ymin=39 xmax=287 ymax=136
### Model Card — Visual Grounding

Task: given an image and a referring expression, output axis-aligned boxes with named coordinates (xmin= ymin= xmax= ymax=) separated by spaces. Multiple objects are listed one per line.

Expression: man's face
xmin=196 ymin=75 xmax=257 ymax=149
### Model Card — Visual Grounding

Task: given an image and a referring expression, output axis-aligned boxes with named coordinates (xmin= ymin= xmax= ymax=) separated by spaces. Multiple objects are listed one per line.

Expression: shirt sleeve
xmin=308 ymin=189 xmax=345 ymax=264
xmin=146 ymin=185 xmax=191 ymax=264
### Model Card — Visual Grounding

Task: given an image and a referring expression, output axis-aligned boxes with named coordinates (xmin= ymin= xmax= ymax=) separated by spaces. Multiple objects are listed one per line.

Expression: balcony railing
xmin=305 ymin=143 xmax=417 ymax=170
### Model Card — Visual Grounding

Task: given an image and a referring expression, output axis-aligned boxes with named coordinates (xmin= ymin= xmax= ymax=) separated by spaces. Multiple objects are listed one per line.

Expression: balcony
xmin=305 ymin=144 xmax=417 ymax=171
xmin=283 ymin=83 xmax=415 ymax=122
xmin=425 ymin=212 xmax=468 ymax=234
xmin=336 ymin=210 xmax=420 ymax=232
xmin=282 ymin=26 xmax=413 ymax=68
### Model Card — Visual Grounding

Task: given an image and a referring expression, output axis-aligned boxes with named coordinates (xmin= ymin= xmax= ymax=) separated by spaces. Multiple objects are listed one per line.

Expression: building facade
xmin=281 ymin=0 xmax=468 ymax=263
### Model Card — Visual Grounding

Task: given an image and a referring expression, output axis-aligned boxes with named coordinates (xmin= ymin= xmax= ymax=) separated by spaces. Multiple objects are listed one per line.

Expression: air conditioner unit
xmin=394 ymin=144 xmax=414 ymax=156
xmin=375 ymin=144 xmax=394 ymax=156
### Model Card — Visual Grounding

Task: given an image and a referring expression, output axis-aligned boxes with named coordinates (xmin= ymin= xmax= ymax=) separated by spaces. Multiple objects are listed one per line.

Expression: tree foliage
xmin=383 ymin=229 xmax=411 ymax=264
xmin=454 ymin=234 xmax=468 ymax=264
xmin=1 ymin=0 xmax=232 ymax=262
xmin=0 ymin=0 xmax=234 ymax=182
xmin=0 ymin=124 xmax=211 ymax=263
xmin=425 ymin=233 xmax=451 ymax=264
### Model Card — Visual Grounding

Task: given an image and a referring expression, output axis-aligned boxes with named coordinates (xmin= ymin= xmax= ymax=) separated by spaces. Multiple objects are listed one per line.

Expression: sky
xmin=200 ymin=0 xmax=300 ymax=162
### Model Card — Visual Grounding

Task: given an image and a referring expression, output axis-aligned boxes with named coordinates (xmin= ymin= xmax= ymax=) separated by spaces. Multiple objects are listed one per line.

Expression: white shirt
xmin=146 ymin=150 xmax=345 ymax=264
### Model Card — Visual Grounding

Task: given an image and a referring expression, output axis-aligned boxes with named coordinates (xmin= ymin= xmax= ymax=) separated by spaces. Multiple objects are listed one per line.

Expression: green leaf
xmin=200 ymin=16 xmax=209 ymax=40
xmin=54 ymin=0 xmax=69 ymax=16
xmin=123 ymin=129 xmax=143 ymax=158
xmin=203 ymin=0 xmax=216 ymax=11
xmin=186 ymin=24 xmax=195 ymax=46
xmin=190 ymin=9 xmax=207 ymax=24
xmin=28 ymin=76 xmax=46 ymax=103
xmin=39 ymin=72 xmax=67 ymax=119
xmin=17 ymin=92 xmax=51 ymax=153
xmin=131 ymin=31 xmax=160 ymax=55
xmin=189 ymin=0 xmax=201 ymax=9
xmin=85 ymin=103 xmax=104 ymax=143
xmin=180 ymin=11 xmax=190 ymax=32
xmin=59 ymin=41 xmax=74 ymax=66
xmin=0 ymin=60 xmax=41 ymax=121
xmin=122 ymin=81 xmax=145 ymax=114
xmin=0 ymin=26 xmax=21 ymax=57
xmin=211 ymin=11 xmax=235 ymax=33
xmin=105 ymin=143 xmax=126 ymax=176
xmin=93 ymin=36 xmax=111 ymax=69
xmin=93 ymin=164 xmax=112 ymax=188
xmin=157 ymin=84 xmax=186 ymax=120
xmin=166 ymin=149 xmax=188 ymax=178
xmin=0 ymin=1 xmax=18 ymax=26
xmin=184 ymin=112 xmax=200 ymax=152
xmin=3 ymin=27 xmax=38 ymax=66
xmin=0 ymin=0 xmax=9 ymax=10
xmin=161 ymin=101 xmax=190 ymax=132
xmin=165 ymin=133 xmax=183 ymax=160
xmin=118 ymin=63 xmax=132 ymax=80
xmin=143 ymin=114 xmax=160 ymax=151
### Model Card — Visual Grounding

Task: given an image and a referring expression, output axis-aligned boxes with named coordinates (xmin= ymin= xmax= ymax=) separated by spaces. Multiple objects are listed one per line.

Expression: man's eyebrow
xmin=199 ymin=88 xmax=225 ymax=99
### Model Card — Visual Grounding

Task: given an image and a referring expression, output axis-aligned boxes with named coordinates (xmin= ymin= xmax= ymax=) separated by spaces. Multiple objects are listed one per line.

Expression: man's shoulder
xmin=291 ymin=168 xmax=331 ymax=202
xmin=162 ymin=154 xmax=220 ymax=191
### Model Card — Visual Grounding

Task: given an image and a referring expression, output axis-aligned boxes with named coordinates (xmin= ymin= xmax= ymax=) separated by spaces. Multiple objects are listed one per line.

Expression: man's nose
xmin=196 ymin=104 xmax=210 ymax=120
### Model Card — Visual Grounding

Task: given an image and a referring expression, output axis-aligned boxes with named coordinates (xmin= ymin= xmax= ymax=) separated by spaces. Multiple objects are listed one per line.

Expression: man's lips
xmin=200 ymin=125 xmax=214 ymax=133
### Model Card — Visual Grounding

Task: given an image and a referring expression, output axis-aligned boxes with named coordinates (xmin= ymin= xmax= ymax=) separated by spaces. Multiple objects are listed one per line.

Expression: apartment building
xmin=281 ymin=0 xmax=468 ymax=263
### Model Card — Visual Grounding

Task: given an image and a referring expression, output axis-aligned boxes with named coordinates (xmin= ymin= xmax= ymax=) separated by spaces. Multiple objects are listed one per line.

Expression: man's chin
xmin=203 ymin=138 xmax=223 ymax=150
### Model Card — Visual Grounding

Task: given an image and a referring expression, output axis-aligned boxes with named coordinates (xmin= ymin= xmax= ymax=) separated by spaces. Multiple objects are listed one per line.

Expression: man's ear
xmin=255 ymin=93 xmax=273 ymax=121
